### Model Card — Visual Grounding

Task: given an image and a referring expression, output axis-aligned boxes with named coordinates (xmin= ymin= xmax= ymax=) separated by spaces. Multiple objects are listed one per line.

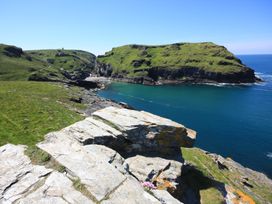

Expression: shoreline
xmin=79 ymin=78 xmax=271 ymax=180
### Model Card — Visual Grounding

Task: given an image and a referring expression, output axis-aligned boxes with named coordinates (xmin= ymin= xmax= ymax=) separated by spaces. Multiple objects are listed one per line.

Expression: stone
xmin=0 ymin=144 xmax=94 ymax=204
xmin=62 ymin=117 xmax=122 ymax=145
xmin=92 ymin=106 xmax=196 ymax=154
xmin=101 ymin=176 xmax=161 ymax=204
xmin=152 ymin=190 xmax=183 ymax=204
xmin=0 ymin=144 xmax=52 ymax=204
xmin=84 ymin=144 xmax=128 ymax=174
xmin=126 ymin=155 xmax=182 ymax=182
xmin=37 ymin=132 xmax=127 ymax=202
xmin=126 ymin=155 xmax=183 ymax=194
xmin=17 ymin=172 xmax=93 ymax=204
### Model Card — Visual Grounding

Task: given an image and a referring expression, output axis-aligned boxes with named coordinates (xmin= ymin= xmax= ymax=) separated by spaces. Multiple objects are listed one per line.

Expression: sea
xmin=98 ymin=55 xmax=272 ymax=178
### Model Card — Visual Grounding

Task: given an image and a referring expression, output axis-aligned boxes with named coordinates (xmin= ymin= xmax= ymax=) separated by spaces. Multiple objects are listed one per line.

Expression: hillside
xmin=0 ymin=44 xmax=96 ymax=82
xmin=97 ymin=42 xmax=259 ymax=84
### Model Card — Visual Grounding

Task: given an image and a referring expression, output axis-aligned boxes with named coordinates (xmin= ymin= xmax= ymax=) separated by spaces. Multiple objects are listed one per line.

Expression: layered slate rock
xmin=37 ymin=132 xmax=127 ymax=202
xmin=92 ymin=106 xmax=196 ymax=154
xmin=0 ymin=144 xmax=91 ymax=204
xmin=54 ymin=106 xmax=196 ymax=156
xmin=62 ymin=117 xmax=123 ymax=146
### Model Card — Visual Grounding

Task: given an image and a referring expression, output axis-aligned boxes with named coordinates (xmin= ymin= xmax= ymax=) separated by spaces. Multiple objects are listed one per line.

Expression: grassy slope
xmin=97 ymin=42 xmax=246 ymax=76
xmin=182 ymin=147 xmax=272 ymax=204
xmin=0 ymin=44 xmax=46 ymax=80
xmin=0 ymin=81 xmax=84 ymax=146
xmin=0 ymin=44 xmax=95 ymax=81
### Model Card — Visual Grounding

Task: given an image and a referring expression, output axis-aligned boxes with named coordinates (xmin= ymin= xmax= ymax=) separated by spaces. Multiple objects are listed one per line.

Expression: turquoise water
xmin=98 ymin=55 xmax=272 ymax=178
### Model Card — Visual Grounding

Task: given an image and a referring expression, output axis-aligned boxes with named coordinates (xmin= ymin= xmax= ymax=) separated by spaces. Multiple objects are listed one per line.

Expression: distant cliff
xmin=97 ymin=42 xmax=260 ymax=84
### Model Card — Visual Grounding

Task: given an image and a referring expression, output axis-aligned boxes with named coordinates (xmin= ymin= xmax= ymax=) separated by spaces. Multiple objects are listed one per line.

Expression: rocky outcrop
xmin=3 ymin=45 xmax=23 ymax=57
xmin=60 ymin=106 xmax=196 ymax=156
xmin=1 ymin=107 xmax=271 ymax=203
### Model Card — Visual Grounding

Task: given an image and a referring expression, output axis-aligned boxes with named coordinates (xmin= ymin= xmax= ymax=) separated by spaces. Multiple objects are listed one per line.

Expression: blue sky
xmin=1 ymin=0 xmax=271 ymax=55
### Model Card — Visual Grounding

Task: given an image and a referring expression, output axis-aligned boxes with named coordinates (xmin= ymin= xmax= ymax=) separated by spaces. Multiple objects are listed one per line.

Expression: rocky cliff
xmin=96 ymin=42 xmax=260 ymax=84
xmin=1 ymin=107 xmax=271 ymax=204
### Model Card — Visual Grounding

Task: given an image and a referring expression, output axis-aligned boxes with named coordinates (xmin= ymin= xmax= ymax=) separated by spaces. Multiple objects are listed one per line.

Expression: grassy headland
xmin=97 ymin=42 xmax=257 ymax=83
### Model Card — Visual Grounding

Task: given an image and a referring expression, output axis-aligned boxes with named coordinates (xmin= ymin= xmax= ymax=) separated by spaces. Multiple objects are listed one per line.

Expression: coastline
xmin=82 ymin=77 xmax=272 ymax=180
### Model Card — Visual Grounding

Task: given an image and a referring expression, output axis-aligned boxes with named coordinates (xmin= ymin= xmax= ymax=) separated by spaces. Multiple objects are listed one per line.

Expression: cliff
xmin=1 ymin=43 xmax=261 ymax=86
xmin=0 ymin=107 xmax=271 ymax=204
xmin=97 ymin=42 xmax=260 ymax=84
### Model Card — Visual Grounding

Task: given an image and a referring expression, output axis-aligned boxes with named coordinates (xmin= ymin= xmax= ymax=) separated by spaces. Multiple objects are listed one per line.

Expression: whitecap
xmin=267 ymin=152 xmax=272 ymax=159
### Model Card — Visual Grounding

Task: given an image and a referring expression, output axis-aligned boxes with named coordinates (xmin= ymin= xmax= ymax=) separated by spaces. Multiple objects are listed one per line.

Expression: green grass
xmin=0 ymin=81 xmax=84 ymax=146
xmin=181 ymin=147 xmax=272 ymax=204
xmin=97 ymin=42 xmax=246 ymax=77
xmin=200 ymin=188 xmax=225 ymax=204
xmin=0 ymin=44 xmax=95 ymax=81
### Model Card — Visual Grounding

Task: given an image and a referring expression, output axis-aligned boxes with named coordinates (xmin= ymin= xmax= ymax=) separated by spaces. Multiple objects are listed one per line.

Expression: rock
xmin=84 ymin=144 xmax=128 ymax=174
xmin=152 ymin=190 xmax=183 ymax=204
xmin=0 ymin=144 xmax=52 ymax=203
xmin=126 ymin=155 xmax=182 ymax=183
xmin=17 ymin=172 xmax=93 ymax=204
xmin=101 ymin=176 xmax=161 ymax=204
xmin=126 ymin=155 xmax=183 ymax=197
xmin=62 ymin=117 xmax=123 ymax=146
xmin=0 ymin=144 xmax=91 ymax=204
xmin=93 ymin=106 xmax=196 ymax=155
xmin=3 ymin=45 xmax=23 ymax=57
xmin=37 ymin=132 xmax=127 ymax=202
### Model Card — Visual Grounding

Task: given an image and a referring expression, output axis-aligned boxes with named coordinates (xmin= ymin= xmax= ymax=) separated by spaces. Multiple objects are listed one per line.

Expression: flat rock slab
xmin=37 ymin=132 xmax=127 ymax=201
xmin=17 ymin=171 xmax=93 ymax=204
xmin=93 ymin=106 xmax=196 ymax=154
xmin=0 ymin=144 xmax=91 ymax=204
xmin=62 ymin=117 xmax=122 ymax=145
xmin=101 ymin=176 xmax=161 ymax=204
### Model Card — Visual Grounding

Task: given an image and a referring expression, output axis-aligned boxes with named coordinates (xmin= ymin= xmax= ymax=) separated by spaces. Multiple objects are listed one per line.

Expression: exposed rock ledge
xmin=0 ymin=107 xmax=271 ymax=204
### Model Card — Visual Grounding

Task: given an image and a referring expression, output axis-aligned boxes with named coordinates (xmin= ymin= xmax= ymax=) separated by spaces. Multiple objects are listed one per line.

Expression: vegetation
xmin=0 ymin=44 xmax=96 ymax=81
xmin=0 ymin=81 xmax=84 ymax=147
xmin=181 ymin=147 xmax=272 ymax=204
xmin=97 ymin=42 xmax=247 ymax=77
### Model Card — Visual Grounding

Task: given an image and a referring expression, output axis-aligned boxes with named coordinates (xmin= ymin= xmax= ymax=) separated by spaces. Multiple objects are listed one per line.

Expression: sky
xmin=1 ymin=0 xmax=272 ymax=55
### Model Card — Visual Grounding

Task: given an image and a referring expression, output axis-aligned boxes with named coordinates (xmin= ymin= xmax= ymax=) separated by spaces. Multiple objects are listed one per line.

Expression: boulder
xmin=3 ymin=45 xmax=23 ymax=57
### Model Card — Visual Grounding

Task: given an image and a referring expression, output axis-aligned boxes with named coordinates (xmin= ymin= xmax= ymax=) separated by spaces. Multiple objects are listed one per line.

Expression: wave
xmin=255 ymin=72 xmax=272 ymax=80
xmin=266 ymin=152 xmax=272 ymax=159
